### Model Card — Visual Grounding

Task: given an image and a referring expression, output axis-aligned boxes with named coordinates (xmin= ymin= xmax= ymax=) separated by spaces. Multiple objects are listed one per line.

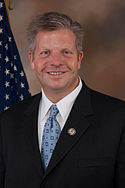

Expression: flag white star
xmin=5 ymin=81 xmax=10 ymax=87
xmin=5 ymin=44 xmax=8 ymax=50
xmin=11 ymin=62 xmax=13 ymax=67
xmin=5 ymin=94 xmax=9 ymax=100
xmin=20 ymin=71 xmax=24 ymax=77
xmin=0 ymin=28 xmax=3 ymax=33
xmin=0 ymin=3 xmax=3 ymax=8
xmin=14 ymin=55 xmax=17 ymax=60
xmin=10 ymin=73 xmax=14 ymax=79
xmin=0 ymin=15 xmax=3 ymax=21
xmin=21 ymin=82 xmax=25 ymax=88
xmin=4 ymin=106 xmax=9 ymax=111
xmin=20 ymin=94 xmax=24 ymax=101
xmin=5 ymin=56 xmax=9 ymax=63
xmin=5 ymin=69 xmax=10 ymax=75
xmin=14 ymin=65 xmax=17 ymax=71
xmin=8 ymin=36 xmax=12 ymax=42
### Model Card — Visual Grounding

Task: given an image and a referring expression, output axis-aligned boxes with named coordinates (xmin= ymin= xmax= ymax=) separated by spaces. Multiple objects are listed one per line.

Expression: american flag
xmin=0 ymin=0 xmax=31 ymax=112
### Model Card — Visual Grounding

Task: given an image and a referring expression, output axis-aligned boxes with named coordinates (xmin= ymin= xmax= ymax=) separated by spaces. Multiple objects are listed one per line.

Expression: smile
xmin=48 ymin=72 xmax=65 ymax=75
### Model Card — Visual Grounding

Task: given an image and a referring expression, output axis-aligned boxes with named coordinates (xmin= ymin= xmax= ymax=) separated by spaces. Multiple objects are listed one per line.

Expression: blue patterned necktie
xmin=41 ymin=104 xmax=61 ymax=170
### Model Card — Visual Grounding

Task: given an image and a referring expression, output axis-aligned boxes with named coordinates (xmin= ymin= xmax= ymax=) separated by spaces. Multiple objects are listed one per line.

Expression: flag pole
xmin=4 ymin=0 xmax=11 ymax=25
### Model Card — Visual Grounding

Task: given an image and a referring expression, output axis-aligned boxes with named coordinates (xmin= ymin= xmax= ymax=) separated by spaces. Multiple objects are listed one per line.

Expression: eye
xmin=64 ymin=50 xmax=71 ymax=54
xmin=63 ymin=50 xmax=73 ymax=55
xmin=40 ymin=50 xmax=50 ymax=57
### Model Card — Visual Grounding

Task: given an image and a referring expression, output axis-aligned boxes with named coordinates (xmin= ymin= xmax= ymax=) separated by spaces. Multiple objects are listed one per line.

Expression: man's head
xmin=27 ymin=12 xmax=84 ymax=102
xmin=27 ymin=12 xmax=84 ymax=55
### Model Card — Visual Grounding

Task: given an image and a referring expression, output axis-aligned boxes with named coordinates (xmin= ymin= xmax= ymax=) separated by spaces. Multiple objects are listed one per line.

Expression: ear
xmin=78 ymin=51 xmax=84 ymax=69
xmin=28 ymin=51 xmax=35 ymax=70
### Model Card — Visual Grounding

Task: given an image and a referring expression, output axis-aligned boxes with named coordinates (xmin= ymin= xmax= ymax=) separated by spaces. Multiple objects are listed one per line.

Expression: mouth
xmin=47 ymin=71 xmax=65 ymax=75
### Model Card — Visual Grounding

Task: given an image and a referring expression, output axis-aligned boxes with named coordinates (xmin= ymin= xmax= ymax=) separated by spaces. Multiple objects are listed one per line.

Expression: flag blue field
xmin=0 ymin=0 xmax=31 ymax=112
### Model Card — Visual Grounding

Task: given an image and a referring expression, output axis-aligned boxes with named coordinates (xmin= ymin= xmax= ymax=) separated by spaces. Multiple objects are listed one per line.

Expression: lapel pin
xmin=68 ymin=128 xmax=76 ymax=136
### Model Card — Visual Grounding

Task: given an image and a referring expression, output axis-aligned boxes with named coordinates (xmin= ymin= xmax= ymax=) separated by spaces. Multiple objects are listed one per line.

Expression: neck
xmin=43 ymin=80 xmax=80 ymax=103
xmin=43 ymin=89 xmax=72 ymax=103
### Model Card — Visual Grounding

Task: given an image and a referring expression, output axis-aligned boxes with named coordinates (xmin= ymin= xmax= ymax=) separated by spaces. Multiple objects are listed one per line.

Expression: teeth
xmin=49 ymin=72 xmax=63 ymax=75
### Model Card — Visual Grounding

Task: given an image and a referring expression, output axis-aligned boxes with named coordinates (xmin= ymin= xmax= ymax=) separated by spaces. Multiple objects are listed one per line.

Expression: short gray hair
xmin=27 ymin=12 xmax=84 ymax=54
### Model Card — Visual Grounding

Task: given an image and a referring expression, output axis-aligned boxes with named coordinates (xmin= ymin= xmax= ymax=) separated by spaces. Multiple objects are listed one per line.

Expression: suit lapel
xmin=43 ymin=83 xmax=95 ymax=178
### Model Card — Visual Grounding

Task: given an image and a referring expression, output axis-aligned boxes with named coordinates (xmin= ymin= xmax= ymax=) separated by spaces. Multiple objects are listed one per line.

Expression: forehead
xmin=35 ymin=29 xmax=76 ymax=48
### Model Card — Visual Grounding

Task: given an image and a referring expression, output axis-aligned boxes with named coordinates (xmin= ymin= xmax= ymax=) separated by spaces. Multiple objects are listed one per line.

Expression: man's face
xmin=29 ymin=29 xmax=83 ymax=97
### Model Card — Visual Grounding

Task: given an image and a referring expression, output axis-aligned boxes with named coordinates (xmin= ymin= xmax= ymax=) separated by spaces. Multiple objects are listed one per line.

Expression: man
xmin=0 ymin=12 xmax=125 ymax=188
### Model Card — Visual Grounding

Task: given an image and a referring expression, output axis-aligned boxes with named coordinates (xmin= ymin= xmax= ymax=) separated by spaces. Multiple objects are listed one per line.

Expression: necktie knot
xmin=49 ymin=104 xmax=59 ymax=118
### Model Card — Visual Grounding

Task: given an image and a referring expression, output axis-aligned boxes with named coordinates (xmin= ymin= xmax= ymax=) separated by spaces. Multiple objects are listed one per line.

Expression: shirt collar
xmin=40 ymin=77 xmax=82 ymax=121
xmin=40 ymin=91 xmax=53 ymax=121
xmin=56 ymin=78 xmax=82 ymax=120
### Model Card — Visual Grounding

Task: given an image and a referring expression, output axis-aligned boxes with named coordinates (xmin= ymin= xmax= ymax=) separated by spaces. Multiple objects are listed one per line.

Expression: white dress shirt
xmin=38 ymin=78 xmax=83 ymax=151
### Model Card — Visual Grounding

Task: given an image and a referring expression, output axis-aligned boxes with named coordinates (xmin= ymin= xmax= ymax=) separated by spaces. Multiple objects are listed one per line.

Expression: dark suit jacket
xmin=0 ymin=81 xmax=125 ymax=188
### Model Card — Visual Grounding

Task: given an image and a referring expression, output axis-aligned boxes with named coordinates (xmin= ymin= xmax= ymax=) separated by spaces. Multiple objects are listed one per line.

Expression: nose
xmin=49 ymin=52 xmax=63 ymax=67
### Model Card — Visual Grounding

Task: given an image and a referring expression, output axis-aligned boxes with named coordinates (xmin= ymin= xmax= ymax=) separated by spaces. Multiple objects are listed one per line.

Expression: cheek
xmin=69 ymin=60 xmax=80 ymax=71
xmin=33 ymin=60 xmax=44 ymax=71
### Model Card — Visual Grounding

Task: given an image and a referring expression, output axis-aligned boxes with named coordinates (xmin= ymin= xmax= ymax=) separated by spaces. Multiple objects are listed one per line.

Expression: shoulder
xmin=90 ymin=90 xmax=125 ymax=120
xmin=90 ymin=87 xmax=125 ymax=108
xmin=81 ymin=81 xmax=125 ymax=112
